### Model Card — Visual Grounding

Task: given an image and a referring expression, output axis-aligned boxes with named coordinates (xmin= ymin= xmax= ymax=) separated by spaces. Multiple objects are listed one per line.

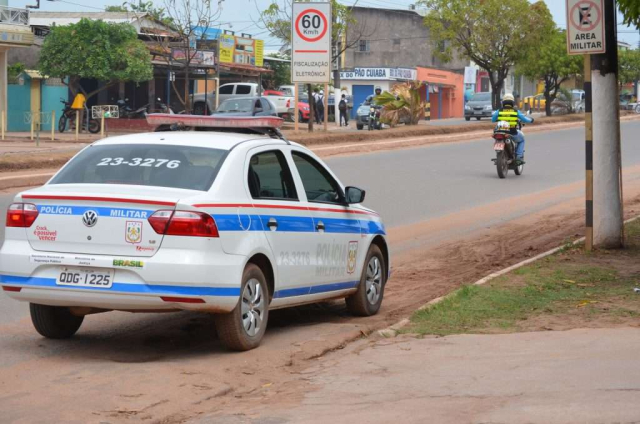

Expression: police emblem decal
xmin=347 ymin=241 xmax=358 ymax=274
xmin=125 ymin=221 xmax=142 ymax=244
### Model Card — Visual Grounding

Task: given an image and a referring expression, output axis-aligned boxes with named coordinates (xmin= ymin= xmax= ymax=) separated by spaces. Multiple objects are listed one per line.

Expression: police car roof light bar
xmin=146 ymin=114 xmax=284 ymax=130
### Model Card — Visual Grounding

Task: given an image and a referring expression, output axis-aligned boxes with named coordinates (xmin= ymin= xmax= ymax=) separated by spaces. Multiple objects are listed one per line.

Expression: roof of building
xmin=29 ymin=11 xmax=174 ymax=35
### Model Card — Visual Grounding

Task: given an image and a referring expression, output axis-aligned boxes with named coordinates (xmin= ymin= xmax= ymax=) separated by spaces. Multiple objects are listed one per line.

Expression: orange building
xmin=416 ymin=67 xmax=464 ymax=119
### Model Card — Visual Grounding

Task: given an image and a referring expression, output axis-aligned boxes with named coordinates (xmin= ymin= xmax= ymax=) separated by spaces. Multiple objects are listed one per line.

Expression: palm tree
xmin=375 ymin=81 xmax=426 ymax=127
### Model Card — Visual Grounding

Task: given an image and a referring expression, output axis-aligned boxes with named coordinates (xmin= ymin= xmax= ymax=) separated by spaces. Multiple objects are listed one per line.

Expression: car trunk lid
xmin=20 ymin=184 xmax=184 ymax=257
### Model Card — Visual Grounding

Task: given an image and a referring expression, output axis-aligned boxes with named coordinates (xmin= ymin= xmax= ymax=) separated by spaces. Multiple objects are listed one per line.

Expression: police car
xmin=0 ymin=115 xmax=388 ymax=351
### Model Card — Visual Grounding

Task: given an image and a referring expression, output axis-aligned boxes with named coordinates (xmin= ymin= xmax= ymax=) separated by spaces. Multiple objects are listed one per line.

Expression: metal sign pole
xmin=294 ymin=83 xmax=299 ymax=131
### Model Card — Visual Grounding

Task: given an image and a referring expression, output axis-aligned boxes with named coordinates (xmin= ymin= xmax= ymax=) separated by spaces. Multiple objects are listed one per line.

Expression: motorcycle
xmin=57 ymin=98 xmax=100 ymax=134
xmin=117 ymin=98 xmax=149 ymax=119
xmin=368 ymin=105 xmax=381 ymax=130
xmin=491 ymin=122 xmax=524 ymax=179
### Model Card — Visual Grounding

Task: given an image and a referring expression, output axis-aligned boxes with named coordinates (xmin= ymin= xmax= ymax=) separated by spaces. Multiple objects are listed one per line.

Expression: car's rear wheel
xmin=346 ymin=244 xmax=386 ymax=316
xmin=465 ymin=117 xmax=470 ymax=121
xmin=215 ymin=264 xmax=269 ymax=351
xmin=29 ymin=303 xmax=84 ymax=339
xmin=475 ymin=117 xmax=481 ymax=120
xmin=356 ymin=123 xmax=363 ymax=130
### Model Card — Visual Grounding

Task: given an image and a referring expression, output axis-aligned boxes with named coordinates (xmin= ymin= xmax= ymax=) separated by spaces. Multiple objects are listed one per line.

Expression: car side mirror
xmin=345 ymin=186 xmax=365 ymax=204
xmin=254 ymin=107 xmax=264 ymax=115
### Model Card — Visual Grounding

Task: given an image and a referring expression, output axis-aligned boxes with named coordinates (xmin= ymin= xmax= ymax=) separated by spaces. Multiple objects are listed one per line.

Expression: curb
xmin=377 ymin=214 xmax=640 ymax=338
xmin=0 ymin=172 xmax=54 ymax=191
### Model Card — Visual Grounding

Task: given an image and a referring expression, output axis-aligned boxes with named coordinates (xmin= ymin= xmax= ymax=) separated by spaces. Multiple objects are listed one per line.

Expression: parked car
xmin=212 ymin=97 xmax=278 ymax=117
xmin=620 ymin=93 xmax=637 ymax=110
xmin=287 ymin=102 xmax=311 ymax=122
xmin=0 ymin=115 xmax=388 ymax=351
xmin=464 ymin=92 xmax=493 ymax=121
xmin=192 ymin=83 xmax=293 ymax=118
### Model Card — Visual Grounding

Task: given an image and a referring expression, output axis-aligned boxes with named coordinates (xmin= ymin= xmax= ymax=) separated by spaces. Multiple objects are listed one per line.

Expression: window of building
xmin=358 ymin=40 xmax=370 ymax=52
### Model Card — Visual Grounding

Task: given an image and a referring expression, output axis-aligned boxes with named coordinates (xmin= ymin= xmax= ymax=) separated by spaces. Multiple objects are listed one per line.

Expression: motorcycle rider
xmin=374 ymin=86 xmax=382 ymax=97
xmin=491 ymin=93 xmax=534 ymax=164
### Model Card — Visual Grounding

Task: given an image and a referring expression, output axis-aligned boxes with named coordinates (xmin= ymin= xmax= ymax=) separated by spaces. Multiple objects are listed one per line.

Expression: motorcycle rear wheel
xmin=496 ymin=151 xmax=508 ymax=179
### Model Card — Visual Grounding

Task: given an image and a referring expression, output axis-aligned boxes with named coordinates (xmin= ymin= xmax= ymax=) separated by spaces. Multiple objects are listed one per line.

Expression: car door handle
xmin=267 ymin=217 xmax=278 ymax=230
xmin=316 ymin=221 xmax=325 ymax=232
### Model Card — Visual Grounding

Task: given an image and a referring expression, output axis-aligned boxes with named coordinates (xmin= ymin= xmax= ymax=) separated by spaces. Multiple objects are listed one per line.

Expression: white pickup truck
xmin=191 ymin=83 xmax=293 ymax=117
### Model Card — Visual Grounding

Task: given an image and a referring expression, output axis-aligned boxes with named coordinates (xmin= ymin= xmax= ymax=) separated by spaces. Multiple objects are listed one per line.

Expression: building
xmin=0 ymin=2 xmax=34 ymax=122
xmin=340 ymin=6 xmax=468 ymax=119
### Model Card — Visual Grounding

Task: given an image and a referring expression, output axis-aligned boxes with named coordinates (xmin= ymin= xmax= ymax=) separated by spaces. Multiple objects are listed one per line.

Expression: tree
xmin=106 ymin=1 xmax=174 ymax=26
xmin=618 ymin=0 xmax=640 ymax=27
xmin=38 ymin=18 xmax=153 ymax=101
xmin=422 ymin=0 xmax=555 ymax=109
xmin=618 ymin=49 xmax=640 ymax=90
xmin=517 ymin=29 xmax=582 ymax=116
xmin=376 ymin=82 xmax=425 ymax=127
xmin=262 ymin=53 xmax=291 ymax=89
xmin=143 ymin=0 xmax=222 ymax=113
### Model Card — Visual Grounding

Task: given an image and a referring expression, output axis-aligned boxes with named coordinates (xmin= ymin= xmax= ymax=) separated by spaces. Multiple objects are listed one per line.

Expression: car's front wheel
xmin=29 ymin=303 xmax=84 ymax=339
xmin=346 ymin=244 xmax=386 ymax=316
xmin=215 ymin=264 xmax=269 ymax=351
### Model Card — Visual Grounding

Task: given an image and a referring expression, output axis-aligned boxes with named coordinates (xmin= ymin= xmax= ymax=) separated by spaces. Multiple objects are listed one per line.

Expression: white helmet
xmin=502 ymin=93 xmax=515 ymax=102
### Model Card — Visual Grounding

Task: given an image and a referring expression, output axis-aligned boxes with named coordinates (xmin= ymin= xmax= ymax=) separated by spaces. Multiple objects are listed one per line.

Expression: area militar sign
xmin=565 ymin=0 xmax=606 ymax=55
xmin=291 ymin=2 xmax=332 ymax=83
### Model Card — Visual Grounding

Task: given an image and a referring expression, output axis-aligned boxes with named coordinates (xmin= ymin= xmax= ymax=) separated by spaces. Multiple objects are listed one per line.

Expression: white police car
xmin=0 ymin=115 xmax=388 ymax=351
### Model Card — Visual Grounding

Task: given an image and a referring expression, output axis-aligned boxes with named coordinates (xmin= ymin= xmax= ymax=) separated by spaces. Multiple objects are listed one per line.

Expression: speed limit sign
xmin=291 ymin=2 xmax=331 ymax=83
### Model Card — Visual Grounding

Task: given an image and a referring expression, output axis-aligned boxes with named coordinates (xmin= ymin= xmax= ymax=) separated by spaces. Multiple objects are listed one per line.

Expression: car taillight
xmin=148 ymin=210 xmax=219 ymax=237
xmin=6 ymin=203 xmax=39 ymax=228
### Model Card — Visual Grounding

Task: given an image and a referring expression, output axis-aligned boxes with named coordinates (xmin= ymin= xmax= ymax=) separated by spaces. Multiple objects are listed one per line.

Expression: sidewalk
xmin=199 ymin=328 xmax=640 ymax=424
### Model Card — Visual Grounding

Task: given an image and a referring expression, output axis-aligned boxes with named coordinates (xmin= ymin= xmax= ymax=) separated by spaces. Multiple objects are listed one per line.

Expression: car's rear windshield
xmin=217 ymin=98 xmax=254 ymax=113
xmin=50 ymin=144 xmax=227 ymax=191
xmin=471 ymin=93 xmax=490 ymax=101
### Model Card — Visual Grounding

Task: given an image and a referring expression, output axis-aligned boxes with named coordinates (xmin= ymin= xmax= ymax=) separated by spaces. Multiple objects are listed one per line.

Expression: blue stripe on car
xmin=211 ymin=214 xmax=385 ymax=235
xmin=0 ymin=275 xmax=240 ymax=297
xmin=0 ymin=275 xmax=360 ymax=299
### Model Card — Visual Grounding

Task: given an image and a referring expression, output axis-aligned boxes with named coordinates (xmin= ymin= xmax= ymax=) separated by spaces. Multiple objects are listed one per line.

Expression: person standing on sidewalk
xmin=339 ymin=94 xmax=349 ymax=126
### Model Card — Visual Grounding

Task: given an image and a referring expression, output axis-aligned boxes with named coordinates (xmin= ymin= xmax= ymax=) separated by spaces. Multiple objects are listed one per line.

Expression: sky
xmin=10 ymin=0 xmax=640 ymax=53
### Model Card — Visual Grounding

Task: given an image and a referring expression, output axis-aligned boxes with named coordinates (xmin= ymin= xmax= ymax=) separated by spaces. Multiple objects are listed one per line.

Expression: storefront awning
xmin=219 ymin=62 xmax=273 ymax=76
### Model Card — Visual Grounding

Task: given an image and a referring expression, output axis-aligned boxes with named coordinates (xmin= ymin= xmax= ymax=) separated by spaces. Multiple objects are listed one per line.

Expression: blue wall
xmin=7 ymin=83 xmax=30 ymax=132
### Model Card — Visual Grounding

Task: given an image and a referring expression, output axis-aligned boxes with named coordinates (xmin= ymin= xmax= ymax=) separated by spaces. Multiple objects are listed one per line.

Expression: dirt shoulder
xmin=405 ymin=218 xmax=640 ymax=336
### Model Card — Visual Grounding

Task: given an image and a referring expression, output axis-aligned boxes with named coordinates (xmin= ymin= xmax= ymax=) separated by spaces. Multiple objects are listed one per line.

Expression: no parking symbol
xmin=566 ymin=0 xmax=606 ymax=55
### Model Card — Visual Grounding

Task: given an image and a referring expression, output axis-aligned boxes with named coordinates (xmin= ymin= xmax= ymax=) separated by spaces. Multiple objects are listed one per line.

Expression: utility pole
xmin=591 ymin=0 xmax=623 ymax=248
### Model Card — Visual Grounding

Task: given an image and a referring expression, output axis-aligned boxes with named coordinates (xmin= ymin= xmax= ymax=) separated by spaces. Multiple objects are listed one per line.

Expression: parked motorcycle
xmin=57 ymin=98 xmax=100 ymax=134
xmin=368 ymin=105 xmax=381 ymax=130
xmin=491 ymin=121 xmax=524 ymax=179
xmin=117 ymin=98 xmax=149 ymax=119
xmin=154 ymin=98 xmax=173 ymax=114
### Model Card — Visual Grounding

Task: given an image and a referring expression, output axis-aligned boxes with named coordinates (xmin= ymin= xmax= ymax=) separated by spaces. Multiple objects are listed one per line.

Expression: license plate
xmin=56 ymin=267 xmax=114 ymax=288
xmin=494 ymin=142 xmax=505 ymax=151
xmin=474 ymin=110 xmax=483 ymax=115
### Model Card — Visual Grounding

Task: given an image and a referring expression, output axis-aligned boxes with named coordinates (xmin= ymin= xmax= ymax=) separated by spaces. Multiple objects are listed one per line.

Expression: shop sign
xmin=0 ymin=30 xmax=33 ymax=46
xmin=340 ymin=67 xmax=417 ymax=81
xmin=219 ymin=34 xmax=264 ymax=67
xmin=389 ymin=68 xmax=417 ymax=80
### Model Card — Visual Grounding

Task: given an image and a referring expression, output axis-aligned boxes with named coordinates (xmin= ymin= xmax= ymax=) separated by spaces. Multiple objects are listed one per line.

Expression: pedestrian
xmin=339 ymin=94 xmax=349 ymax=127
xmin=316 ymin=90 xmax=325 ymax=124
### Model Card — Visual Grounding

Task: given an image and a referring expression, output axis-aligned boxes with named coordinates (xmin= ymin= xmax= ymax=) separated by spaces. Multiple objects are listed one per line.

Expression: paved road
xmin=1 ymin=120 xmax=639 ymax=322
xmin=329 ymin=120 xmax=640 ymax=227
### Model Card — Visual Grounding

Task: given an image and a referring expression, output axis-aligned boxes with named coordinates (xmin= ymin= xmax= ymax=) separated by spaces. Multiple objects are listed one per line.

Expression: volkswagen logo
xmin=82 ymin=210 xmax=98 ymax=227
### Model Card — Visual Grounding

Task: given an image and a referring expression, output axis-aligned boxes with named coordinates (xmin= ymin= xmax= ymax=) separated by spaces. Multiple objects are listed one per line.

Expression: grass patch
xmin=405 ymin=220 xmax=640 ymax=336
